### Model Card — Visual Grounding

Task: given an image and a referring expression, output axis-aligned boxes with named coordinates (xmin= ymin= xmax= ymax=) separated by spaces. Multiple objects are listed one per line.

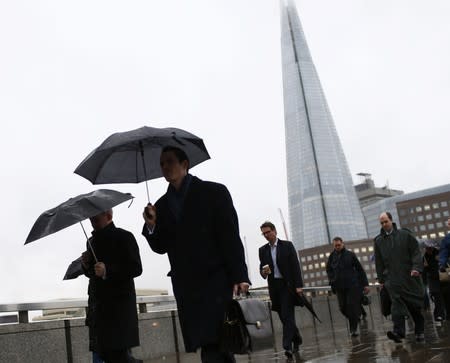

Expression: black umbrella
xmin=74 ymin=126 xmax=210 ymax=202
xmin=291 ymin=290 xmax=322 ymax=323
xmin=25 ymin=189 xmax=134 ymax=261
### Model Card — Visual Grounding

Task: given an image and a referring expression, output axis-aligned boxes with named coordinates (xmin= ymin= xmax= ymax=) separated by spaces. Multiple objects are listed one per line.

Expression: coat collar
xmin=379 ymin=222 xmax=398 ymax=236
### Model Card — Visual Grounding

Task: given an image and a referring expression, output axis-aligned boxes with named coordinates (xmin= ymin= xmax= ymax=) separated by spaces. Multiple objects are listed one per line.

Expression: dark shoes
xmin=387 ymin=331 xmax=403 ymax=343
xmin=350 ymin=330 xmax=359 ymax=337
xmin=293 ymin=335 xmax=302 ymax=353
xmin=285 ymin=350 xmax=293 ymax=359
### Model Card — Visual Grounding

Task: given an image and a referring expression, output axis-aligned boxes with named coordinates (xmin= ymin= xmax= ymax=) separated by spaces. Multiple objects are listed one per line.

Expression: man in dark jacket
xmin=142 ymin=146 xmax=250 ymax=363
xmin=326 ymin=237 xmax=369 ymax=337
xmin=374 ymin=212 xmax=424 ymax=343
xmin=258 ymin=221 xmax=303 ymax=359
xmin=81 ymin=208 xmax=143 ymax=363
xmin=423 ymin=240 xmax=445 ymax=322
xmin=438 ymin=218 xmax=450 ymax=320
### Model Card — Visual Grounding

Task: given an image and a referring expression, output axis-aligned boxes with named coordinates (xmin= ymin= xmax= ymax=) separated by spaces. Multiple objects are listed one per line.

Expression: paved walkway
xmin=144 ymin=311 xmax=450 ymax=362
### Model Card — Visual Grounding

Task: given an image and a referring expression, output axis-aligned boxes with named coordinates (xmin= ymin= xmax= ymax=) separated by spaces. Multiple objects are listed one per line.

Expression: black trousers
xmin=440 ymin=282 xmax=450 ymax=320
xmin=335 ymin=287 xmax=361 ymax=332
xmin=272 ymin=279 xmax=301 ymax=351
xmin=200 ymin=344 xmax=235 ymax=363
xmin=392 ymin=299 xmax=424 ymax=336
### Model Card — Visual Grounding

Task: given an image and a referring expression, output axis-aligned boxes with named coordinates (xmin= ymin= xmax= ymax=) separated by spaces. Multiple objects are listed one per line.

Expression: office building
xmin=280 ymin=0 xmax=367 ymax=250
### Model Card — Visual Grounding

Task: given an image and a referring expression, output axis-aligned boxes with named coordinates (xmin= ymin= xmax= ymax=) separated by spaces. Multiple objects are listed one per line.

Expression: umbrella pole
xmin=79 ymin=222 xmax=98 ymax=263
xmin=139 ymin=141 xmax=151 ymax=203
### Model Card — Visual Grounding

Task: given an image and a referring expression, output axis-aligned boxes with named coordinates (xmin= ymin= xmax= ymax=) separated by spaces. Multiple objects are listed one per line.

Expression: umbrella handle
xmin=80 ymin=222 xmax=98 ymax=263
xmin=139 ymin=141 xmax=151 ymax=204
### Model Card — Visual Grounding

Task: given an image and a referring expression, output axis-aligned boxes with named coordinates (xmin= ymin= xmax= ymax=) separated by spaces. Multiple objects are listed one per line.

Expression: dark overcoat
xmin=423 ymin=248 xmax=441 ymax=293
xmin=258 ymin=239 xmax=303 ymax=312
xmin=142 ymin=176 xmax=250 ymax=352
xmin=374 ymin=223 xmax=424 ymax=317
xmin=85 ymin=222 xmax=142 ymax=352
xmin=326 ymin=248 xmax=368 ymax=290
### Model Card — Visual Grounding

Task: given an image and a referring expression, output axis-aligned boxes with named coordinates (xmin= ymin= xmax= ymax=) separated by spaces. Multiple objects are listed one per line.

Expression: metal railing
xmin=1 ymin=285 xmax=370 ymax=324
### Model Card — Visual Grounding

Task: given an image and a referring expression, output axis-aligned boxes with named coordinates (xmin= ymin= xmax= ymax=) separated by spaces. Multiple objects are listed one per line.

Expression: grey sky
xmin=1 ymin=0 xmax=449 ymax=303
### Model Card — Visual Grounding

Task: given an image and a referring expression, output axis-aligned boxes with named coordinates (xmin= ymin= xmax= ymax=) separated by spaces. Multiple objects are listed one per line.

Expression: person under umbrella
xmin=24 ymin=189 xmax=142 ymax=362
xmin=81 ymin=208 xmax=142 ymax=363
xmin=142 ymin=146 xmax=250 ymax=363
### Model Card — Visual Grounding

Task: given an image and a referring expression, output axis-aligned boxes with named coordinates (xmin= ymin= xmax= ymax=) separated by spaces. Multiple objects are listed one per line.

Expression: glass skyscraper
xmin=280 ymin=0 xmax=368 ymax=250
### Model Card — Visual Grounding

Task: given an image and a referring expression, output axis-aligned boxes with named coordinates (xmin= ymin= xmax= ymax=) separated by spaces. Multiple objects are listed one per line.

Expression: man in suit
xmin=142 ymin=146 xmax=250 ymax=363
xmin=81 ymin=208 xmax=143 ymax=363
xmin=258 ymin=221 xmax=303 ymax=359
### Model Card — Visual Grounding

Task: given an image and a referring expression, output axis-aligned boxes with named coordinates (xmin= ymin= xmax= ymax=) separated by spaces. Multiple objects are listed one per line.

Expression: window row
xmin=399 ymin=201 xmax=449 ymax=216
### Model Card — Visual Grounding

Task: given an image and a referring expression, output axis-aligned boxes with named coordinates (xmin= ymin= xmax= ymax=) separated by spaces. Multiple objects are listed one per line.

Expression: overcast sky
xmin=1 ymin=0 xmax=450 ymax=304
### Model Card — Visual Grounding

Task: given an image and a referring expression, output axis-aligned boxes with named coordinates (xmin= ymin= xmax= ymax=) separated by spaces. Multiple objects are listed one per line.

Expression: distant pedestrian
xmin=259 ymin=221 xmax=303 ymax=359
xmin=374 ymin=212 xmax=425 ymax=343
xmin=423 ymin=240 xmax=445 ymax=322
xmin=439 ymin=218 xmax=450 ymax=320
xmin=326 ymin=237 xmax=369 ymax=336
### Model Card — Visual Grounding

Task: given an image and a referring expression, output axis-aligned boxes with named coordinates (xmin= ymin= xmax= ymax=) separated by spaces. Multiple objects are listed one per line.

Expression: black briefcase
xmin=219 ymin=297 xmax=273 ymax=354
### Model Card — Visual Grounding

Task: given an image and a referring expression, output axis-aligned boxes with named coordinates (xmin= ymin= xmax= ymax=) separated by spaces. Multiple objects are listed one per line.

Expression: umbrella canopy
xmin=74 ymin=126 xmax=210 ymax=184
xmin=25 ymin=189 xmax=133 ymax=244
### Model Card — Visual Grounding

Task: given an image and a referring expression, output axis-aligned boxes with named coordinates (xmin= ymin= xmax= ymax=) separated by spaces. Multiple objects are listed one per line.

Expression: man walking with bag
xmin=142 ymin=146 xmax=250 ymax=363
xmin=258 ymin=221 xmax=303 ymax=359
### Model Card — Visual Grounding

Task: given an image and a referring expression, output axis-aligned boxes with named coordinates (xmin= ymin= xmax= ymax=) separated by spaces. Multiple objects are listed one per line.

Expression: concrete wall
xmin=0 ymin=293 xmax=379 ymax=362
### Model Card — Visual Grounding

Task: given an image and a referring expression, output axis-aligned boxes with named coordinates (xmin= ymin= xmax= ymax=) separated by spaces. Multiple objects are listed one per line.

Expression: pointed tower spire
xmin=280 ymin=0 xmax=368 ymax=250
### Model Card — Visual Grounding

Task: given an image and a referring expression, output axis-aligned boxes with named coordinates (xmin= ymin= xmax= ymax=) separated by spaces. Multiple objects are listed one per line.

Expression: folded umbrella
xmin=63 ymin=256 xmax=84 ymax=280
xmin=290 ymin=289 xmax=322 ymax=323
xmin=25 ymin=189 xmax=134 ymax=261
xmin=74 ymin=126 xmax=210 ymax=202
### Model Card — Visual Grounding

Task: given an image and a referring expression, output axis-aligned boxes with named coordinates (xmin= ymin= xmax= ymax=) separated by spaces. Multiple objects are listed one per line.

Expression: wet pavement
xmin=143 ymin=310 xmax=450 ymax=362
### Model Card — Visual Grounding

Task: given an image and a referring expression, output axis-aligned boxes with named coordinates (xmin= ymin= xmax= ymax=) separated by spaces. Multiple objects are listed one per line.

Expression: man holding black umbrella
xmin=142 ymin=146 xmax=250 ymax=363
xmin=82 ymin=208 xmax=143 ymax=363
xmin=258 ymin=221 xmax=303 ymax=359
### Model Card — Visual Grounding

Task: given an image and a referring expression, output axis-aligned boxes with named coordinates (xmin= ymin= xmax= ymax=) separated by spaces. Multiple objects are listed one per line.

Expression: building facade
xmin=280 ymin=0 xmax=367 ymax=250
xmin=362 ymin=184 xmax=450 ymax=240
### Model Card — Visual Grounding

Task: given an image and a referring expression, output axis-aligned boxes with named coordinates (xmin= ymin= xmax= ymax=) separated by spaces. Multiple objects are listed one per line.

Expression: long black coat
xmin=142 ymin=176 xmax=250 ymax=352
xmin=258 ymin=239 xmax=303 ymax=312
xmin=374 ymin=224 xmax=424 ymax=317
xmin=326 ymin=248 xmax=368 ymax=290
xmin=84 ymin=222 xmax=142 ymax=352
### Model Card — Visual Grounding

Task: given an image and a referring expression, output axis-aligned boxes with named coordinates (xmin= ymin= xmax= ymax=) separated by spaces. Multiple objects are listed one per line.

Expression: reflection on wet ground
xmin=144 ymin=311 xmax=450 ymax=362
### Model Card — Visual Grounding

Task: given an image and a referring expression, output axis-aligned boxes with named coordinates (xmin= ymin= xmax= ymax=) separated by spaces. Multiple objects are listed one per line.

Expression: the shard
xmin=280 ymin=0 xmax=368 ymax=250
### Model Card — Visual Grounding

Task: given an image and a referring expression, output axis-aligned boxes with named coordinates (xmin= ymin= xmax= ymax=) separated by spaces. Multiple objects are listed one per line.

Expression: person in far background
xmin=259 ymin=221 xmax=303 ymax=359
xmin=423 ymin=240 xmax=445 ymax=322
xmin=326 ymin=237 xmax=369 ymax=337
xmin=439 ymin=218 xmax=450 ymax=320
